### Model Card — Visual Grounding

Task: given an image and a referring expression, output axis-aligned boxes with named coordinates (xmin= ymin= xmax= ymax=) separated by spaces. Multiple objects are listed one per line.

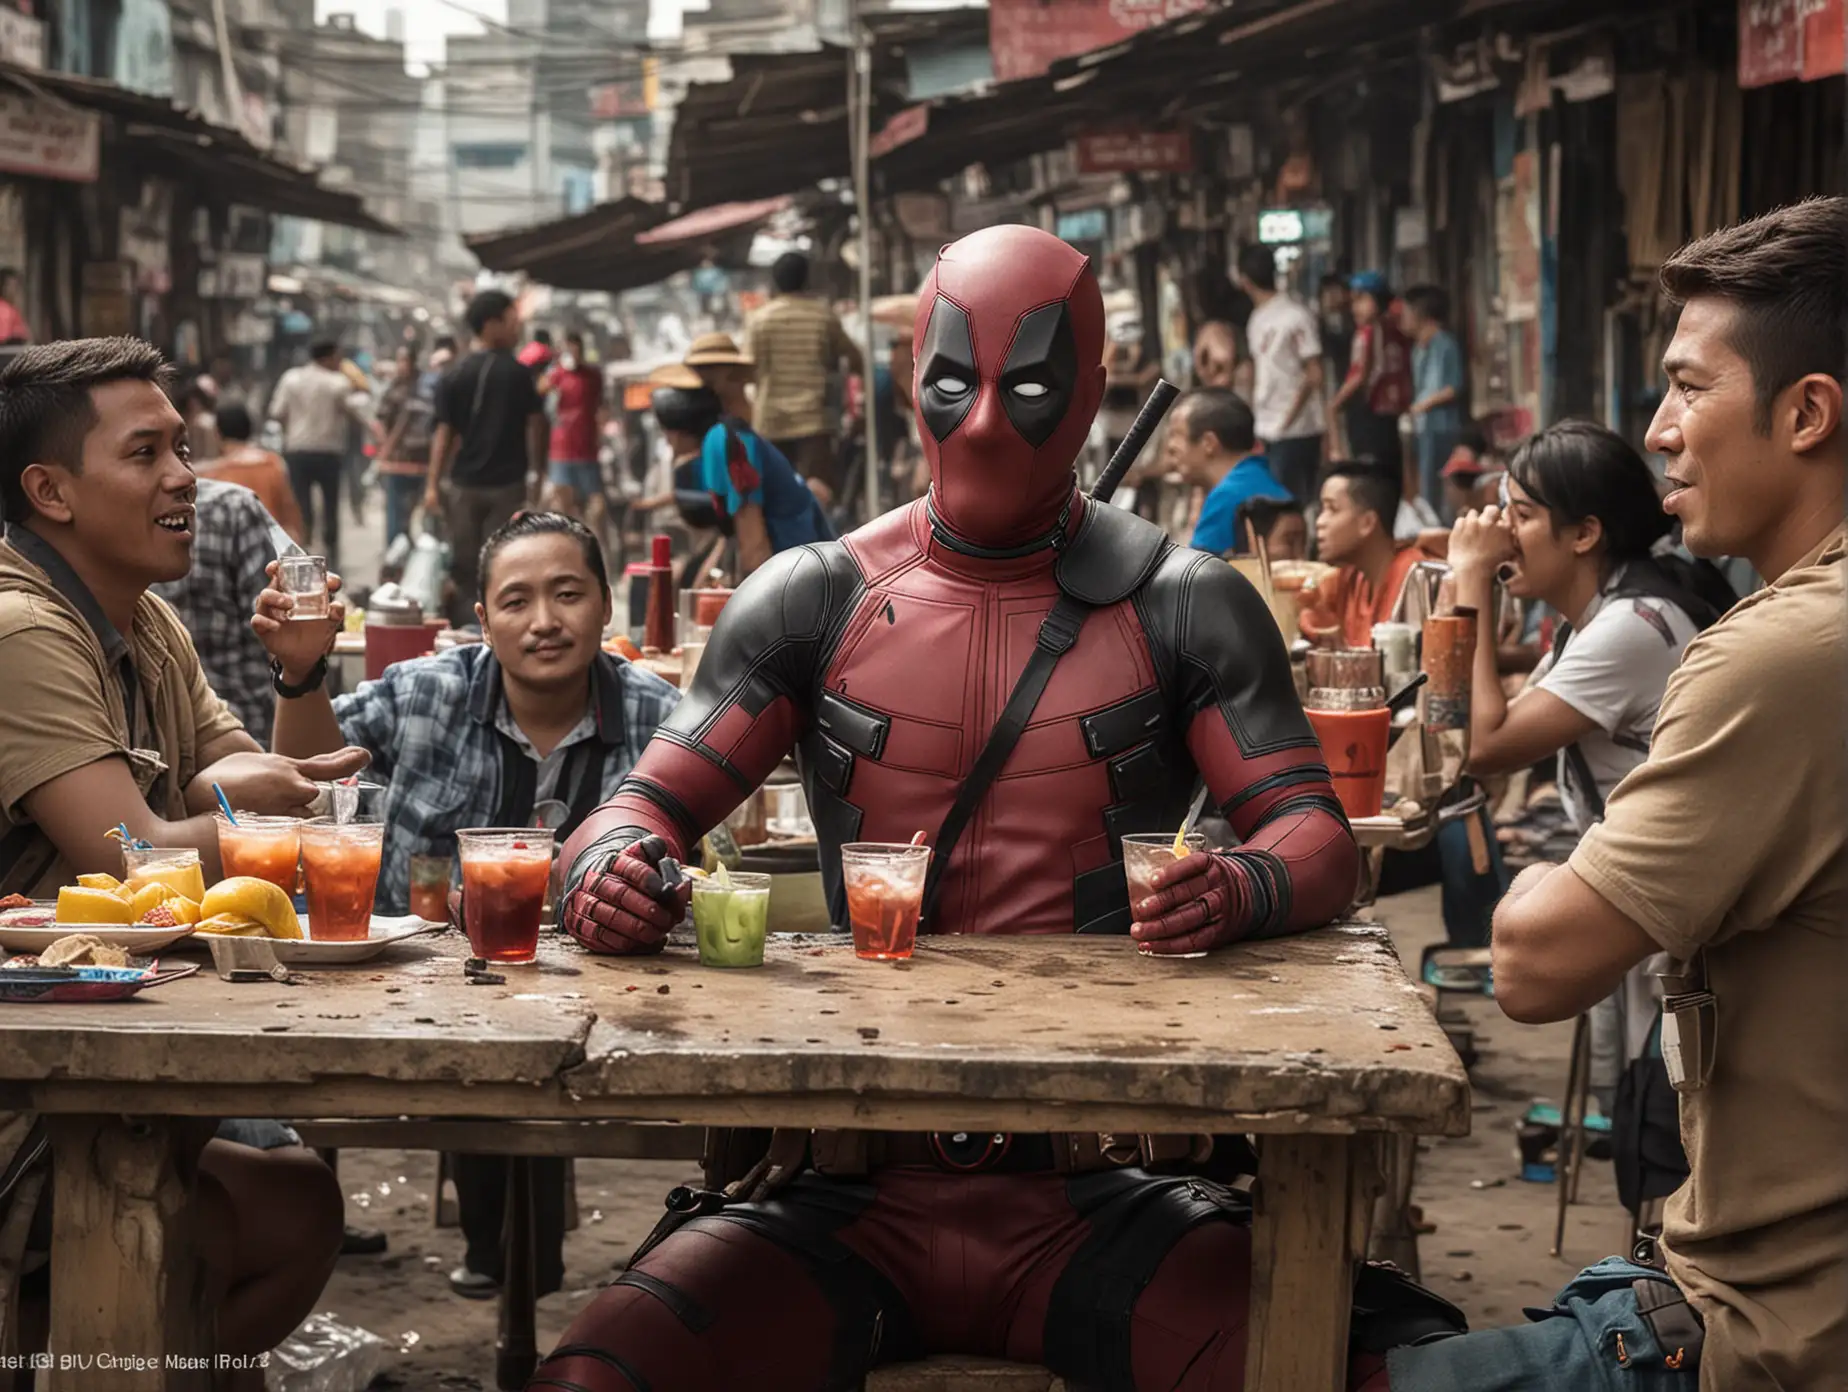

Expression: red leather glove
xmin=560 ymin=834 xmax=689 ymax=956
xmin=1128 ymin=849 xmax=1280 ymax=956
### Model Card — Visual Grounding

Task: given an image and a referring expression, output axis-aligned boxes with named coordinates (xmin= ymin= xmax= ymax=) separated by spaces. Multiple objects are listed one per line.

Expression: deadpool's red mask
xmin=913 ymin=225 xmax=1105 ymax=552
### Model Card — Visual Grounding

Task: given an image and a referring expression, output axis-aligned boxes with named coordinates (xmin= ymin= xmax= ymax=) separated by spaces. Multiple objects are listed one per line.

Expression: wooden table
xmin=0 ymin=924 xmax=1467 ymax=1391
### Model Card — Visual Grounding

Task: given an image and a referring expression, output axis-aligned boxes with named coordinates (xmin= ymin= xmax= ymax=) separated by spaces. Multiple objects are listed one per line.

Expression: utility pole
xmin=851 ymin=14 xmax=878 ymax=520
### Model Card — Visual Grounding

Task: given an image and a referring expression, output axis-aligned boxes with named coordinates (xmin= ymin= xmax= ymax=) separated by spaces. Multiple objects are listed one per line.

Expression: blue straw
xmin=213 ymin=784 xmax=239 ymax=827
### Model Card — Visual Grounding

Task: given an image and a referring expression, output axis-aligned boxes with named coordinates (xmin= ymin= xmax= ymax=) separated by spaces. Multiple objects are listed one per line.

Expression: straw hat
xmin=645 ymin=362 xmax=705 ymax=389
xmin=683 ymin=332 xmax=753 ymax=368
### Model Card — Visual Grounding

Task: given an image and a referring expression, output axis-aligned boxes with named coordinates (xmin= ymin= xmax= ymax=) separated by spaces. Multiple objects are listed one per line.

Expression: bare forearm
xmin=1458 ymin=570 xmax=1510 ymax=763
xmin=528 ymin=416 xmax=548 ymax=480
xmin=270 ymin=686 xmax=345 ymax=760
xmin=427 ymin=427 xmax=456 ymax=489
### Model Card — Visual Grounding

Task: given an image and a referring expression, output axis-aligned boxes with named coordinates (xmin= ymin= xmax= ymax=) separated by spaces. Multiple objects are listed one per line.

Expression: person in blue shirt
xmin=1401 ymin=284 xmax=1468 ymax=523
xmin=1167 ymin=387 xmax=1294 ymax=555
xmin=651 ymin=375 xmax=832 ymax=578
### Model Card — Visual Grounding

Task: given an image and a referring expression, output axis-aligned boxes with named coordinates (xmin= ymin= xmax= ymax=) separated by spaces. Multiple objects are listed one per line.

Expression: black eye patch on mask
xmin=918 ymin=296 xmax=978 ymax=443
xmin=998 ymin=302 xmax=1077 ymax=448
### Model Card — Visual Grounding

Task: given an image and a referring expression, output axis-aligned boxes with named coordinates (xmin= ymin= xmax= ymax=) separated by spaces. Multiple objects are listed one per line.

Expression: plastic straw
xmin=213 ymin=784 xmax=239 ymax=827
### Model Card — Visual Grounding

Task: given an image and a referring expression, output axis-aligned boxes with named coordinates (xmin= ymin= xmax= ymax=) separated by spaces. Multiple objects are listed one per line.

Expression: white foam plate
xmin=267 ymin=915 xmax=444 ymax=964
xmin=0 ymin=921 xmax=197 ymax=954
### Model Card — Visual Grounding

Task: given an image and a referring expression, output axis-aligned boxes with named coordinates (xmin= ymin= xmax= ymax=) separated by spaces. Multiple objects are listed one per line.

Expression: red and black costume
xmin=540 ymin=227 xmax=1408 ymax=1392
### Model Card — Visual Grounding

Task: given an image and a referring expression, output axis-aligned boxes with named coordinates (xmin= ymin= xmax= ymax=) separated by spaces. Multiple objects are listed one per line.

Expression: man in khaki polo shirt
xmin=1382 ymin=201 xmax=1846 ymax=1390
xmin=0 ymin=338 xmax=370 ymax=1375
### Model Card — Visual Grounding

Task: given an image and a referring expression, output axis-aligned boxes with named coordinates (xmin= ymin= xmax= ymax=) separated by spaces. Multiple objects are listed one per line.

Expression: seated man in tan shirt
xmin=0 ymin=338 xmax=371 ymax=1378
xmin=1381 ymin=202 xmax=1847 ymax=1391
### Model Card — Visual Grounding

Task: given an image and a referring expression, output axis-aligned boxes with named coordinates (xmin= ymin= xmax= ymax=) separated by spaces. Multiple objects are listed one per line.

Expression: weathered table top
xmin=0 ymin=924 xmax=1468 ymax=1137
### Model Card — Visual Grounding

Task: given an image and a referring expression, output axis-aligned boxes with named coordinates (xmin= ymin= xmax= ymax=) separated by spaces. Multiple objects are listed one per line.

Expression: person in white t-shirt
xmin=1449 ymin=419 xmax=1733 ymax=1137
xmin=1235 ymin=245 xmax=1326 ymax=504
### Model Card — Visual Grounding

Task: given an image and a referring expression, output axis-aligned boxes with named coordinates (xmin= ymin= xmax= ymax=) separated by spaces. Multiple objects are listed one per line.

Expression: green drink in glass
xmin=691 ymin=871 xmax=772 ymax=968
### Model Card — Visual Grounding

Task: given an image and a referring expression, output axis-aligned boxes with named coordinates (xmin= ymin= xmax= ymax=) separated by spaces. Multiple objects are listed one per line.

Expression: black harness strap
xmin=919 ymin=591 xmax=1093 ymax=927
xmin=609 ymin=1269 xmax=716 ymax=1333
xmin=531 ymin=1343 xmax=651 ymax=1392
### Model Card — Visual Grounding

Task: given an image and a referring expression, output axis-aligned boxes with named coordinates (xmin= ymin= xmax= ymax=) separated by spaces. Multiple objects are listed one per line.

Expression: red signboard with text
xmin=1073 ymin=129 xmax=1193 ymax=175
xmin=1739 ymin=0 xmax=1846 ymax=88
xmin=989 ymin=0 xmax=1210 ymax=84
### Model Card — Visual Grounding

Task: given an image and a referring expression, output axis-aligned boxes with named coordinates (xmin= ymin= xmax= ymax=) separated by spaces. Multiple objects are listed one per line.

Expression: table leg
xmin=496 ymin=1156 xmax=538 ymax=1391
xmin=1244 ymin=1134 xmax=1379 ymax=1392
xmin=44 ymin=1115 xmax=214 ymax=1392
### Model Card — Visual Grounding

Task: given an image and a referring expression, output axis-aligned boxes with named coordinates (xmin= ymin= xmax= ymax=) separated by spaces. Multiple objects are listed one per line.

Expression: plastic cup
xmin=691 ymin=872 xmax=772 ymax=968
xmin=408 ymin=853 xmax=454 ymax=925
xmin=455 ymin=829 xmax=555 ymax=965
xmin=1123 ymin=832 xmax=1208 ymax=958
xmin=298 ymin=819 xmax=384 ymax=941
xmin=214 ymin=814 xmax=302 ymax=895
xmin=1305 ymin=707 xmax=1392 ymax=820
xmin=277 ymin=554 xmax=330 ymax=620
xmin=840 ymin=843 xmax=930 ymax=961
xmin=121 ymin=846 xmax=206 ymax=904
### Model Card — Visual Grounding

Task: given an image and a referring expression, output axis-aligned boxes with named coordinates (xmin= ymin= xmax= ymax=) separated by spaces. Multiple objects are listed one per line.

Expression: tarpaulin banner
xmin=989 ymin=0 xmax=1209 ymax=84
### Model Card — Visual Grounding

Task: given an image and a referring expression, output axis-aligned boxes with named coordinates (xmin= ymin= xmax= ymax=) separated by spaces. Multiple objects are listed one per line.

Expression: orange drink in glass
xmin=409 ymin=854 xmax=454 ymax=924
xmin=840 ymin=843 xmax=930 ymax=961
xmin=214 ymin=814 xmax=302 ymax=895
xmin=298 ymin=819 xmax=384 ymax=942
xmin=456 ymin=829 xmax=555 ymax=964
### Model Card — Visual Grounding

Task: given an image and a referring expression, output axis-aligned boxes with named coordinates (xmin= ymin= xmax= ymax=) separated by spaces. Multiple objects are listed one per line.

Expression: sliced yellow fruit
xmin=200 ymin=877 xmax=302 ymax=940
xmin=56 ymin=886 xmax=135 ymax=925
xmin=127 ymin=881 xmax=170 ymax=923
xmin=76 ymin=872 xmax=123 ymax=893
xmin=126 ymin=858 xmax=207 ymax=904
xmin=195 ymin=913 xmax=266 ymax=937
xmin=160 ymin=896 xmax=202 ymax=926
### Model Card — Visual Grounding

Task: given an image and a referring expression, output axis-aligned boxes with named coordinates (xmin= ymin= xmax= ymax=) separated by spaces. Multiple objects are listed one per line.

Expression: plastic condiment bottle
xmin=643 ymin=534 xmax=676 ymax=653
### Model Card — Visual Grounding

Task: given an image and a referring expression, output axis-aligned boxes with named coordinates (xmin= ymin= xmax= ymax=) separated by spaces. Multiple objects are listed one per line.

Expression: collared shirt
xmin=332 ymin=644 xmax=679 ymax=913
xmin=201 ymin=443 xmax=305 ymax=543
xmin=0 ymin=525 xmax=242 ymax=896
xmin=152 ymin=480 xmax=281 ymax=745
xmin=494 ymin=703 xmax=599 ymax=806
xmin=1569 ymin=527 xmax=1847 ymax=1391
xmin=271 ymin=362 xmax=367 ymax=454
xmin=1190 ymin=456 xmax=1292 ymax=555
xmin=744 ymin=295 xmax=862 ymax=441
xmin=1411 ymin=329 xmax=1465 ymax=439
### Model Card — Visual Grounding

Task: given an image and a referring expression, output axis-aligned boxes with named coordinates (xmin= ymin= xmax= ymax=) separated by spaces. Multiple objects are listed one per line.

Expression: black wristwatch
xmin=270 ymin=656 xmax=328 ymax=699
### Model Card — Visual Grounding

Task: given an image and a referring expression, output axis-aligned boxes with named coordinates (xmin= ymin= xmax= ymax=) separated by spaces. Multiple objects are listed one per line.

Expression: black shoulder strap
xmin=919 ymin=592 xmax=1093 ymax=927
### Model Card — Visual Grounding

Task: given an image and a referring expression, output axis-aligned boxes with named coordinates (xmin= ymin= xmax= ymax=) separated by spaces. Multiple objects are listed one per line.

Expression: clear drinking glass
xmin=408 ymin=853 xmax=454 ymax=925
xmin=277 ymin=554 xmax=330 ymax=619
xmin=1122 ymin=832 xmax=1208 ymax=959
xmin=839 ymin=843 xmax=931 ymax=961
xmin=455 ymin=829 xmax=555 ymax=964
xmin=691 ymin=872 xmax=772 ymax=968
xmin=213 ymin=814 xmax=302 ymax=895
xmin=121 ymin=845 xmax=206 ymax=903
xmin=298 ymin=819 xmax=384 ymax=942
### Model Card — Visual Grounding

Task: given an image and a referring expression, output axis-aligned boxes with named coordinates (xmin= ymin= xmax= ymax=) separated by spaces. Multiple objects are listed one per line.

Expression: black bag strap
xmin=919 ymin=592 xmax=1093 ymax=927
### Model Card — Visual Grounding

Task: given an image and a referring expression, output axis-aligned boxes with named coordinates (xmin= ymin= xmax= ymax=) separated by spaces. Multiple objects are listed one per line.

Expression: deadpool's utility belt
xmin=702 ymin=1127 xmax=1213 ymax=1198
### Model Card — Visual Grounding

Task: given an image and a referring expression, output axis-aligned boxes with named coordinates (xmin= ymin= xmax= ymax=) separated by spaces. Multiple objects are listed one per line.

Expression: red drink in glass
xmin=409 ymin=854 xmax=453 ymax=924
xmin=839 ymin=843 xmax=930 ymax=961
xmin=456 ymin=829 xmax=555 ymax=964
xmin=298 ymin=820 xmax=384 ymax=942
xmin=215 ymin=814 xmax=302 ymax=895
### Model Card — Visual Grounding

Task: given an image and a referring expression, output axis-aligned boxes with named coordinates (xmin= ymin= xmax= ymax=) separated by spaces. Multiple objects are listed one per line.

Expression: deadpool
xmin=536 ymin=226 xmax=1448 ymax=1390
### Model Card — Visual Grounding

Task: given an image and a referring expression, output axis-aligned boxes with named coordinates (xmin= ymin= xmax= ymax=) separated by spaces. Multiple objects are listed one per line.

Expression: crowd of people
xmin=0 ymin=194 xmax=1837 ymax=1390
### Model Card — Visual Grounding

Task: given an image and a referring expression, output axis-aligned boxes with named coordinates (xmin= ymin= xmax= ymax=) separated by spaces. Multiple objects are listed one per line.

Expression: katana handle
xmin=1090 ymin=378 xmax=1180 ymax=501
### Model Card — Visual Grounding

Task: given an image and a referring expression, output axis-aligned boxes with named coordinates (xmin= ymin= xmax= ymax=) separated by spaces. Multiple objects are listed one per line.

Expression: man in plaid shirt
xmin=152 ymin=476 xmax=282 ymax=743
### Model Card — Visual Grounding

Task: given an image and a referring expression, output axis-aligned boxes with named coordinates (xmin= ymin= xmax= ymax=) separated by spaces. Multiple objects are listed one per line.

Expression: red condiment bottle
xmin=643 ymin=533 xmax=676 ymax=653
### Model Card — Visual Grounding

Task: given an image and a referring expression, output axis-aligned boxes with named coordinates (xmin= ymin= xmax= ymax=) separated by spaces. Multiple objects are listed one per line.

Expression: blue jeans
xmin=548 ymin=459 xmax=602 ymax=500
xmin=1388 ymin=1259 xmax=1700 ymax=1390
xmin=1437 ymin=804 xmax=1506 ymax=950
xmin=1416 ymin=426 xmax=1462 ymax=523
xmin=382 ymin=472 xmax=424 ymax=549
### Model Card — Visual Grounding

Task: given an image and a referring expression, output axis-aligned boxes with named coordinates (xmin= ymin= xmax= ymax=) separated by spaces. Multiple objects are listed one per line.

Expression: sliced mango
xmin=56 ymin=886 xmax=135 ymax=925
xmin=126 ymin=858 xmax=206 ymax=905
xmin=160 ymin=896 xmax=202 ymax=926
xmin=194 ymin=913 xmax=266 ymax=937
xmin=76 ymin=872 xmax=124 ymax=893
xmin=199 ymin=877 xmax=302 ymax=940
xmin=127 ymin=881 xmax=170 ymax=922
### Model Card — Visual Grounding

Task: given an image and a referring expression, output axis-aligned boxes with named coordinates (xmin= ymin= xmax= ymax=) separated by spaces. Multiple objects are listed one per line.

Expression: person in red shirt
xmin=1300 ymin=461 xmax=1439 ymax=648
xmin=0 ymin=267 xmax=31 ymax=345
xmin=1327 ymin=271 xmax=1412 ymax=478
xmin=543 ymin=332 xmax=608 ymax=527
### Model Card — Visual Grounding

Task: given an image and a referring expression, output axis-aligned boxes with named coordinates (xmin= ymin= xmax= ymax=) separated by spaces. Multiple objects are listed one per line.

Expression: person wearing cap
xmin=650 ymin=365 xmax=833 ymax=577
xmin=1327 ymin=271 xmax=1411 ymax=476
xmin=542 ymin=332 xmax=608 ymax=530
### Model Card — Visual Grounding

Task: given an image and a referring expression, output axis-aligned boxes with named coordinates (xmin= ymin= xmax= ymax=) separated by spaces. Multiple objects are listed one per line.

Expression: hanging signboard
xmin=1073 ymin=129 xmax=1193 ymax=175
xmin=0 ymin=9 xmax=45 ymax=69
xmin=0 ymin=91 xmax=99 ymax=182
xmin=1739 ymin=0 xmax=1846 ymax=88
xmin=988 ymin=0 xmax=1210 ymax=84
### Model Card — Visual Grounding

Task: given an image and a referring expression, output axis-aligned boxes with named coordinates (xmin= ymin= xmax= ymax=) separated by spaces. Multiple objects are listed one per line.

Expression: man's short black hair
xmin=0 ymin=337 xmax=172 ymax=522
xmin=309 ymin=339 xmax=340 ymax=362
xmin=1180 ymin=388 xmax=1256 ymax=454
xmin=533 ymin=328 xmax=553 ymax=347
xmin=1660 ymin=196 xmax=1848 ymax=434
xmin=466 ymin=289 xmax=515 ymax=336
xmin=1326 ymin=460 xmax=1401 ymax=528
xmin=651 ymin=385 xmax=723 ymax=437
xmin=1235 ymin=494 xmax=1301 ymax=549
xmin=433 ymin=333 xmax=458 ymax=354
xmin=479 ymin=509 xmax=610 ymax=603
xmin=1236 ymin=245 xmax=1277 ymax=293
xmin=771 ymin=252 xmax=810 ymax=294
xmin=1402 ymin=285 xmax=1450 ymax=325
xmin=216 ymin=402 xmax=254 ymax=442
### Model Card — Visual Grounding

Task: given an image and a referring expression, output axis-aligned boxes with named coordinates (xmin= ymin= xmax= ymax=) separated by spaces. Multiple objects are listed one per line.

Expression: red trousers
xmin=531 ymin=1168 xmax=1394 ymax=1391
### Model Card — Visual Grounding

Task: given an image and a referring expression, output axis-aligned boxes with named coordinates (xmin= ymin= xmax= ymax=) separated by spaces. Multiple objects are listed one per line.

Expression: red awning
xmin=635 ymin=197 xmax=791 ymax=246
